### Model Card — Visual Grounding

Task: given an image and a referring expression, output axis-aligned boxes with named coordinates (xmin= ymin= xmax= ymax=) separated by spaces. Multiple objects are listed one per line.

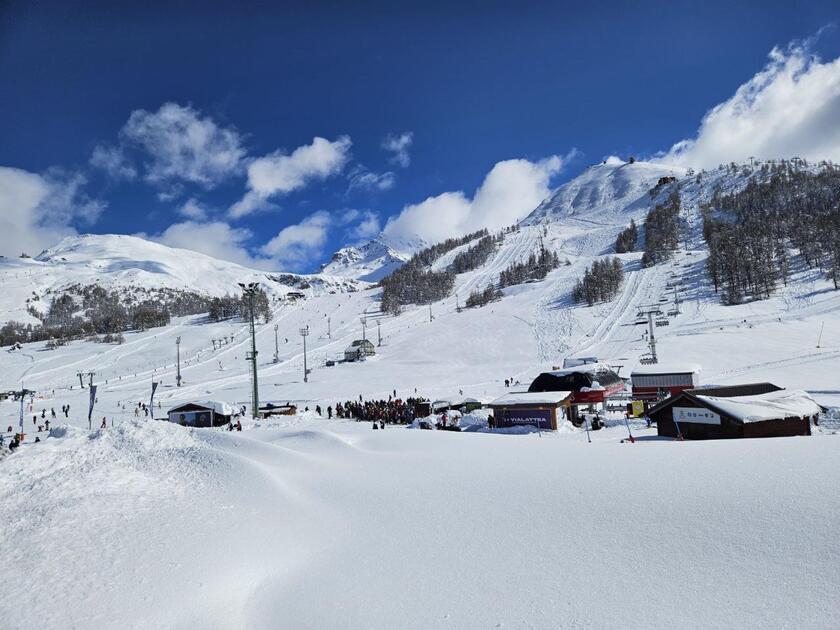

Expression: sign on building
xmin=673 ymin=407 xmax=720 ymax=425
xmin=498 ymin=408 xmax=553 ymax=430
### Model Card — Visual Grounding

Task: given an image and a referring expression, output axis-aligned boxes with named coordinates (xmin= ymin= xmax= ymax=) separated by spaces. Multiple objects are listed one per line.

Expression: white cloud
xmin=382 ymin=131 xmax=413 ymax=168
xmin=121 ymin=102 xmax=245 ymax=189
xmin=230 ymin=136 xmax=352 ymax=218
xmin=347 ymin=166 xmax=395 ymax=192
xmin=382 ymin=153 xmax=573 ymax=245
xmin=0 ymin=167 xmax=106 ymax=257
xmin=151 ymin=220 xmax=277 ymax=270
xmin=340 ymin=209 xmax=381 ymax=241
xmin=660 ymin=40 xmax=840 ymax=168
xmin=90 ymin=144 xmax=137 ymax=180
xmin=177 ymin=198 xmax=209 ymax=220
xmin=260 ymin=211 xmax=332 ymax=269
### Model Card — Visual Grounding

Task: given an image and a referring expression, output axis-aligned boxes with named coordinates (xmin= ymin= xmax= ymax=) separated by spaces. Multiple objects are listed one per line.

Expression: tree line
xmin=641 ymin=192 xmax=681 ymax=267
xmin=380 ymin=229 xmax=488 ymax=314
xmin=703 ymin=160 xmax=840 ymax=304
xmin=498 ymin=246 xmax=560 ymax=288
xmin=0 ymin=283 xmax=272 ymax=348
xmin=207 ymin=289 xmax=272 ymax=323
xmin=464 ymin=285 xmax=503 ymax=309
xmin=572 ymin=257 xmax=625 ymax=306
xmin=614 ymin=219 xmax=638 ymax=253
xmin=450 ymin=234 xmax=499 ymax=274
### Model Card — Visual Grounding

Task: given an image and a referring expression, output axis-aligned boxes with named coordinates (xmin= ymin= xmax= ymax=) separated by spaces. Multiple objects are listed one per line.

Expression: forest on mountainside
xmin=704 ymin=160 xmax=840 ymax=304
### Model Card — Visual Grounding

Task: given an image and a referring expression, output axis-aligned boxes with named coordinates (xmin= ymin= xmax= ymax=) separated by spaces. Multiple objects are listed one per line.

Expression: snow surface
xmin=1 ymin=418 xmax=838 ymax=629
xmin=1 ymin=158 xmax=840 ymax=628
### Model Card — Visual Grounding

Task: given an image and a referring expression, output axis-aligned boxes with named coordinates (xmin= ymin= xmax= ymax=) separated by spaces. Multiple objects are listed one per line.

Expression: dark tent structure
xmin=529 ymin=363 xmax=624 ymax=403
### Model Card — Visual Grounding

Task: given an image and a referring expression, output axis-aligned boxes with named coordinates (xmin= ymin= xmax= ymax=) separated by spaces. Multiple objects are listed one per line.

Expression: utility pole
xmin=238 ymin=282 xmax=260 ymax=419
xmin=87 ymin=371 xmax=96 ymax=388
xmin=429 ymin=302 xmax=433 ymax=322
xmin=817 ymin=321 xmax=825 ymax=349
xmin=273 ymin=324 xmax=279 ymax=363
xmin=175 ymin=336 xmax=182 ymax=387
xmin=76 ymin=371 xmax=86 ymax=389
xmin=212 ymin=339 xmax=217 ymax=351
xmin=327 ymin=316 xmax=331 ymax=339
xmin=300 ymin=326 xmax=310 ymax=382
xmin=377 ymin=320 xmax=381 ymax=347
xmin=456 ymin=293 xmax=460 ymax=313
xmin=360 ymin=314 xmax=367 ymax=343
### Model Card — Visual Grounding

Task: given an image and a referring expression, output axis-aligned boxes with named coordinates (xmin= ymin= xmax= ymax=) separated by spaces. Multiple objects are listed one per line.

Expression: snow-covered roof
xmin=631 ymin=363 xmax=702 ymax=376
xmin=168 ymin=400 xmax=237 ymax=416
xmin=491 ymin=391 xmax=572 ymax=406
xmin=545 ymin=363 xmax=617 ymax=377
xmin=432 ymin=397 xmax=481 ymax=409
xmin=695 ymin=389 xmax=820 ymax=423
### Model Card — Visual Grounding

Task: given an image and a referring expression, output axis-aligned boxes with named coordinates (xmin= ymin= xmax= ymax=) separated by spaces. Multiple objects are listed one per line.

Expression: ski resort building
xmin=259 ymin=402 xmax=297 ymax=417
xmin=167 ymin=401 xmax=235 ymax=427
xmin=432 ymin=397 xmax=482 ymax=414
xmin=528 ymin=363 xmax=624 ymax=405
xmin=630 ymin=363 xmax=701 ymax=401
xmin=490 ymin=391 xmax=572 ymax=431
xmin=344 ymin=339 xmax=375 ymax=362
xmin=647 ymin=384 xmax=820 ymax=439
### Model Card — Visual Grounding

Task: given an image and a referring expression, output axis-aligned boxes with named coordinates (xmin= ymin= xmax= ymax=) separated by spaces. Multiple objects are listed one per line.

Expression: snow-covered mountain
xmin=320 ymin=238 xmax=408 ymax=282
xmin=523 ymin=158 xmax=686 ymax=224
xmin=0 ymin=233 xmax=361 ymax=323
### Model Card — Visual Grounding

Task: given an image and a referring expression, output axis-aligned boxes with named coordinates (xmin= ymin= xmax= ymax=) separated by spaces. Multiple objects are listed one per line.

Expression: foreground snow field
xmin=1 ymin=417 xmax=838 ymax=629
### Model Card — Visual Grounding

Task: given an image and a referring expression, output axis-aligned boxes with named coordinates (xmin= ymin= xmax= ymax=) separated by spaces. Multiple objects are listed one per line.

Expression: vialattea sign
xmin=499 ymin=408 xmax=552 ymax=430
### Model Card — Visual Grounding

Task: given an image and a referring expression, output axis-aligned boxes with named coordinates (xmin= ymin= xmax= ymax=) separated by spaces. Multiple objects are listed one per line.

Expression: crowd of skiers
xmin=333 ymin=393 xmax=427 ymax=426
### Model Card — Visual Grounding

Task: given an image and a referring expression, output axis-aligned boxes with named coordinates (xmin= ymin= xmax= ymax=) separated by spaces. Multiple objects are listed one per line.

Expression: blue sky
xmin=2 ymin=1 xmax=840 ymax=271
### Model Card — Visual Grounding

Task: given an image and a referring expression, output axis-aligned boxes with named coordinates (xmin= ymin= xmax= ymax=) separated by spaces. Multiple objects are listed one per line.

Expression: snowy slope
xmin=0 ymin=234 xmax=362 ymax=323
xmin=523 ymin=158 xmax=686 ymax=224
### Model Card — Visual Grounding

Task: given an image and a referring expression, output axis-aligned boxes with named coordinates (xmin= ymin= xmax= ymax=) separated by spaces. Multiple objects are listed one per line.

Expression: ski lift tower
xmin=238 ymin=282 xmax=261 ymax=419
xmin=175 ymin=336 xmax=182 ymax=387
xmin=636 ymin=305 xmax=663 ymax=364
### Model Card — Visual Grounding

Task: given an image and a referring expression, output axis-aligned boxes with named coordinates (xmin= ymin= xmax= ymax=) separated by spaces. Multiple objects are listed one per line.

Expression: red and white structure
xmin=630 ymin=363 xmax=701 ymax=401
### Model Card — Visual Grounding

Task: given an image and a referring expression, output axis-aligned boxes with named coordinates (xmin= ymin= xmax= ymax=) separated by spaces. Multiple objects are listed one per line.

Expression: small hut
xmin=630 ymin=363 xmax=701 ymax=401
xmin=490 ymin=391 xmax=572 ymax=430
xmin=647 ymin=385 xmax=819 ymax=439
xmin=167 ymin=401 xmax=235 ymax=427
xmin=344 ymin=339 xmax=376 ymax=362
xmin=431 ymin=397 xmax=482 ymax=414
xmin=259 ymin=402 xmax=297 ymax=417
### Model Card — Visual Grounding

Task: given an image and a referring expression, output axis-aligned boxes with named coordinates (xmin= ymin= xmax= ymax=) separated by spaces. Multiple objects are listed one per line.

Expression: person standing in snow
xmin=101 ymin=418 xmax=107 ymax=429
xmin=327 ymin=406 xmax=333 ymax=419
xmin=134 ymin=407 xmax=139 ymax=417
xmin=41 ymin=409 xmax=46 ymax=419
xmin=315 ymin=405 xmax=322 ymax=416
xmin=51 ymin=408 xmax=56 ymax=419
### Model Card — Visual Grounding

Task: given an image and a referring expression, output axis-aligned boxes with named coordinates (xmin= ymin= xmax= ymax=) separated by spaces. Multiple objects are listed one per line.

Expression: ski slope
xmin=1 ymin=158 xmax=839 ymax=629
